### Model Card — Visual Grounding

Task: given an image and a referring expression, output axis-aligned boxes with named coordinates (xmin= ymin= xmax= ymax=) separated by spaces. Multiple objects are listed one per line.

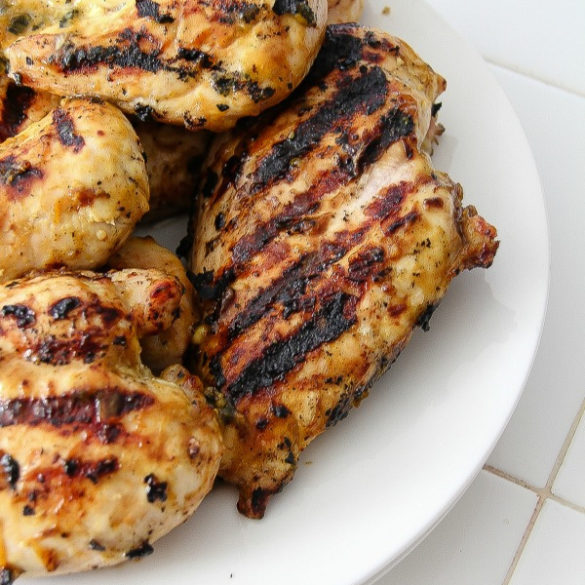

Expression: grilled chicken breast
xmin=108 ymin=236 xmax=198 ymax=373
xmin=0 ymin=269 xmax=222 ymax=581
xmin=189 ymin=24 xmax=499 ymax=518
xmin=327 ymin=0 xmax=364 ymax=23
xmin=0 ymin=97 xmax=149 ymax=282
xmin=4 ymin=0 xmax=327 ymax=131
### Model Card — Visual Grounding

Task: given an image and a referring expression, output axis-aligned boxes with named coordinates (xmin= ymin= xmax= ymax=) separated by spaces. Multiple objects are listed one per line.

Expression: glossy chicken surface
xmin=108 ymin=236 xmax=198 ymax=373
xmin=4 ymin=0 xmax=327 ymax=131
xmin=0 ymin=269 xmax=222 ymax=581
xmin=189 ymin=24 xmax=499 ymax=517
xmin=0 ymin=97 xmax=149 ymax=282
xmin=327 ymin=0 xmax=364 ymax=23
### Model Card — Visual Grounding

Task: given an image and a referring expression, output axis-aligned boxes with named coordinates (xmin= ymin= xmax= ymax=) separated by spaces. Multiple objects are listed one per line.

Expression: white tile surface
xmin=553 ymin=407 xmax=585 ymax=509
xmin=425 ymin=0 xmax=585 ymax=96
xmin=375 ymin=471 xmax=537 ymax=585
xmin=508 ymin=499 xmax=585 ymax=585
xmin=485 ymin=66 xmax=585 ymax=488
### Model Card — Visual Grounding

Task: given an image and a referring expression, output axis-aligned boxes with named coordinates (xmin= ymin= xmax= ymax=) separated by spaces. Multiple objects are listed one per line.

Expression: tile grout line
xmin=485 ymin=394 xmax=585 ymax=585
xmin=484 ymin=58 xmax=585 ymax=98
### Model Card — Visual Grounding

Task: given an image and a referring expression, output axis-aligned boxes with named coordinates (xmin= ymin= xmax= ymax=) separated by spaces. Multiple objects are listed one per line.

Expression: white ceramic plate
xmin=29 ymin=1 xmax=548 ymax=584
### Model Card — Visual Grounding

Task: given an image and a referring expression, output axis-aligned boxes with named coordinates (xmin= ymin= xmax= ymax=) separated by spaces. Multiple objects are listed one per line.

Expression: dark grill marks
xmin=250 ymin=67 xmax=388 ymax=194
xmin=0 ymin=388 xmax=154 ymax=430
xmin=228 ymin=241 xmax=347 ymax=341
xmin=302 ymin=27 xmax=365 ymax=88
xmin=136 ymin=0 xmax=174 ymax=23
xmin=357 ymin=109 xmax=415 ymax=172
xmin=63 ymin=457 xmax=119 ymax=484
xmin=223 ymin=292 xmax=357 ymax=402
xmin=58 ymin=30 xmax=165 ymax=74
xmin=231 ymin=171 xmax=337 ymax=265
xmin=364 ymin=182 xmax=410 ymax=220
xmin=52 ymin=108 xmax=85 ymax=152
xmin=0 ymin=83 xmax=36 ymax=142
xmin=0 ymin=155 xmax=43 ymax=200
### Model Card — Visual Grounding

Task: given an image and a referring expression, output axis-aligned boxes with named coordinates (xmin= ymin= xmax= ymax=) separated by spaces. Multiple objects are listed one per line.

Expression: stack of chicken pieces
xmin=0 ymin=0 xmax=498 ymax=582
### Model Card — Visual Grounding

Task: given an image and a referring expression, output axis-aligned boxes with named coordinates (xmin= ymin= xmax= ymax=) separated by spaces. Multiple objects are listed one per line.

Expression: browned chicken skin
xmin=0 ymin=96 xmax=149 ymax=282
xmin=108 ymin=236 xmax=199 ymax=373
xmin=327 ymin=0 xmax=364 ymax=23
xmin=0 ymin=269 xmax=222 ymax=581
xmin=4 ymin=0 xmax=327 ymax=131
xmin=189 ymin=24 xmax=498 ymax=518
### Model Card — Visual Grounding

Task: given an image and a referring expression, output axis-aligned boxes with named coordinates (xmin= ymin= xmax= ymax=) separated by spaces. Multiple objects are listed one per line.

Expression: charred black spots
xmin=416 ymin=303 xmax=438 ymax=332
xmin=177 ymin=47 xmax=213 ymax=68
xmin=136 ymin=0 xmax=174 ymax=23
xmin=0 ymin=156 xmax=43 ymax=200
xmin=49 ymin=297 xmax=81 ymax=320
xmin=53 ymin=108 xmax=85 ymax=152
xmin=144 ymin=473 xmax=168 ymax=503
xmin=272 ymin=0 xmax=316 ymax=26
xmin=1 ymin=453 xmax=20 ymax=489
xmin=1 ymin=304 xmax=36 ymax=328
xmin=125 ymin=541 xmax=154 ymax=559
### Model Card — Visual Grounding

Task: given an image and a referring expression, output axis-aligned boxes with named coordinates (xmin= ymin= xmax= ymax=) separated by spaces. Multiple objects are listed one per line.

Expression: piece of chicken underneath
xmin=188 ymin=24 xmax=499 ymax=518
xmin=0 ymin=268 xmax=222 ymax=582
xmin=108 ymin=236 xmax=198 ymax=373
xmin=3 ymin=0 xmax=327 ymax=131
xmin=0 ymin=96 xmax=149 ymax=282
xmin=327 ymin=0 xmax=364 ymax=23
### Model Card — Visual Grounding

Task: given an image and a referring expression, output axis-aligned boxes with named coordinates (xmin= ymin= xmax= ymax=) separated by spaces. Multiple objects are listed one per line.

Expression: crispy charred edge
xmin=0 ymin=388 xmax=154 ymax=434
xmin=0 ymin=83 xmax=36 ymax=142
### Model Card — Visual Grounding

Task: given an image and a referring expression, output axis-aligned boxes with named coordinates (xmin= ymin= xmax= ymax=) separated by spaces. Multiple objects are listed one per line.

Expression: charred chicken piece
xmin=327 ymin=0 xmax=364 ymax=23
xmin=4 ymin=0 xmax=327 ymax=132
xmin=0 ymin=97 xmax=149 ymax=282
xmin=189 ymin=24 xmax=498 ymax=518
xmin=108 ymin=236 xmax=198 ymax=373
xmin=0 ymin=269 xmax=222 ymax=581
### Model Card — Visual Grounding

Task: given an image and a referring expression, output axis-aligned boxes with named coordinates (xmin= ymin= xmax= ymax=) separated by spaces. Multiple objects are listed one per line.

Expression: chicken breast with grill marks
xmin=4 ymin=0 xmax=327 ymax=132
xmin=188 ymin=24 xmax=499 ymax=518
xmin=0 ymin=268 xmax=222 ymax=582
xmin=0 ymin=96 xmax=149 ymax=282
